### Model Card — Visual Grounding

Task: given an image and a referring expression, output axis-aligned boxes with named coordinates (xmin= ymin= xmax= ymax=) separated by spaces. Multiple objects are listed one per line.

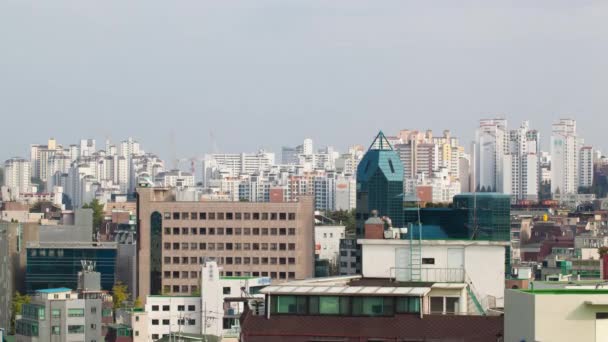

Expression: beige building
xmin=136 ymin=186 xmax=315 ymax=301
xmin=505 ymin=288 xmax=608 ymax=342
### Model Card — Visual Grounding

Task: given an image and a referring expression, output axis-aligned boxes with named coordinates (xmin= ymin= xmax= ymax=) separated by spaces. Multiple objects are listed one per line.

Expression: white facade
xmin=146 ymin=296 xmax=201 ymax=340
xmin=315 ymin=226 xmax=345 ymax=263
xmin=359 ymin=239 xmax=507 ymax=308
xmin=475 ymin=118 xmax=507 ymax=192
xmin=579 ymin=146 xmax=594 ymax=188
xmin=4 ymin=157 xmax=31 ymax=197
xmin=551 ymin=119 xmax=582 ymax=196
xmin=505 ymin=289 xmax=608 ymax=342
xmin=155 ymin=170 xmax=195 ymax=188
xmin=502 ymin=121 xmax=540 ymax=203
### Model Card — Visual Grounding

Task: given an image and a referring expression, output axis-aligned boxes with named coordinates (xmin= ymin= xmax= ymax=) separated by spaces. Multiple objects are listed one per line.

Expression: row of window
xmin=270 ymin=295 xmax=421 ymax=316
xmin=164 ymin=212 xmax=297 ymax=221
xmin=151 ymin=318 xmax=196 ymax=326
xmin=163 ymin=242 xmax=296 ymax=252
xmin=164 ymin=227 xmax=296 ymax=236
xmin=151 ymin=304 xmax=196 ymax=312
xmin=164 ymin=257 xmax=296 ymax=275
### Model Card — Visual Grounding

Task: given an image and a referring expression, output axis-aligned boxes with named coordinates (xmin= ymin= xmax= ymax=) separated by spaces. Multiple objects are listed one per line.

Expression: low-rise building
xmin=314 ymin=225 xmax=345 ymax=265
xmin=505 ymin=288 xmax=608 ymax=342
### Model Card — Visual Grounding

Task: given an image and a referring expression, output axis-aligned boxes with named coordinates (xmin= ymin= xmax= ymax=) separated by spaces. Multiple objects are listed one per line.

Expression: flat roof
xmin=261 ymin=284 xmax=431 ymax=296
xmin=358 ymin=239 xmax=509 ymax=247
xmin=36 ymin=288 xmax=72 ymax=293
xmin=519 ymin=289 xmax=608 ymax=295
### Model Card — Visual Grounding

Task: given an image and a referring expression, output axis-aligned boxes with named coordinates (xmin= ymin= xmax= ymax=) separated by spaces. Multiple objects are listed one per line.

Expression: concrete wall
xmin=504 ymin=290 xmax=535 ymax=342
xmin=360 ymin=240 xmax=506 ymax=307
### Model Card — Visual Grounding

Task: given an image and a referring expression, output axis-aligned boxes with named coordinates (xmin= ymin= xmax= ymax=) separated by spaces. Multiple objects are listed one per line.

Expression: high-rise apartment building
xmin=551 ymin=119 xmax=582 ymax=196
xmin=4 ymin=157 xmax=31 ymax=196
xmin=135 ymin=186 xmax=315 ymax=301
xmin=579 ymin=146 xmax=594 ymax=189
xmin=475 ymin=118 xmax=507 ymax=192
xmin=502 ymin=121 xmax=540 ymax=203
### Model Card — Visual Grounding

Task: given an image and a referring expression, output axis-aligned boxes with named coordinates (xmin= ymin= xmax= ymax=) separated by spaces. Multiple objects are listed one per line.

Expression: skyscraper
xmin=551 ymin=119 xmax=582 ymax=196
xmin=356 ymin=131 xmax=404 ymax=235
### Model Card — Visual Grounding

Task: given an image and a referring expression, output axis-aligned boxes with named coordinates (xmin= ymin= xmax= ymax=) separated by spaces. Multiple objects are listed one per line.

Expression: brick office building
xmin=136 ymin=186 xmax=315 ymax=301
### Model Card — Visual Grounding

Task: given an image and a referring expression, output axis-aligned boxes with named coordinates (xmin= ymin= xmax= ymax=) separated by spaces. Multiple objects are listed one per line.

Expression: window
xmin=288 ymin=257 xmax=295 ymax=264
xmin=52 ymin=309 xmax=61 ymax=318
xmin=223 ymin=287 xmax=231 ymax=295
xmin=200 ymin=243 xmax=206 ymax=250
xmin=352 ymin=297 xmax=390 ymax=316
xmin=279 ymin=228 xmax=286 ymax=235
xmin=217 ymin=243 xmax=224 ymax=251
xmin=279 ymin=243 xmax=286 ymax=251
xmin=190 ymin=257 xmax=198 ymax=264
xmin=164 ymin=243 xmax=171 ymax=250
xmin=152 ymin=334 xmax=159 ymax=340
xmin=173 ymin=212 xmax=180 ymax=220
xmin=173 ymin=257 xmax=180 ymax=264
xmin=235 ymin=228 xmax=241 ymax=235
xmin=178 ymin=305 xmax=185 ymax=311
xmin=430 ymin=297 xmax=444 ymax=314
xmin=182 ymin=242 xmax=189 ymax=250
xmin=191 ymin=242 xmax=198 ymax=250
xmin=152 ymin=305 xmax=159 ymax=311
xmin=164 ymin=227 xmax=171 ymax=235
xmin=226 ymin=243 xmax=233 ymax=250
xmin=235 ymin=213 xmax=242 ymax=220
xmin=162 ymin=305 xmax=170 ymax=311
xmin=288 ymin=213 xmax=296 ymax=220
xmin=396 ymin=297 xmax=420 ymax=313
xmin=217 ymin=212 xmax=224 ymax=220
xmin=272 ymin=296 xmax=307 ymax=314
xmin=182 ymin=227 xmax=189 ymax=235
xmin=52 ymin=326 xmax=60 ymax=335
xmin=280 ymin=213 xmax=287 ymax=220
xmin=446 ymin=297 xmax=459 ymax=314
xmin=262 ymin=228 xmax=268 ymax=235
xmin=226 ymin=213 xmax=233 ymax=220
xmin=68 ymin=325 xmax=85 ymax=334
xmin=271 ymin=228 xmax=278 ymax=235
xmin=209 ymin=228 xmax=215 ymax=235
xmin=173 ymin=227 xmax=180 ymax=235
xmin=68 ymin=309 xmax=84 ymax=317
xmin=217 ymin=228 xmax=224 ymax=235
xmin=253 ymin=243 xmax=260 ymax=250
xmin=270 ymin=213 xmax=277 ymax=220
xmin=244 ymin=228 xmax=251 ymax=235
xmin=90 ymin=323 xmax=97 ymax=330
xmin=191 ymin=227 xmax=197 ymax=235
xmin=226 ymin=228 xmax=233 ymax=235
xmin=164 ymin=256 xmax=171 ymax=264
xmin=244 ymin=213 xmax=251 ymax=220
xmin=422 ymin=258 xmax=435 ymax=265
xmin=188 ymin=305 xmax=196 ymax=311
xmin=261 ymin=243 xmax=269 ymax=251
xmin=191 ymin=212 xmax=197 ymax=220
xmin=163 ymin=319 xmax=170 ymax=325
xmin=164 ymin=212 xmax=171 ymax=219
xmin=199 ymin=227 xmax=206 ymax=235
xmin=199 ymin=212 xmax=206 ymax=220
xmin=262 ymin=213 xmax=269 ymax=220
xmin=288 ymin=228 xmax=296 ymax=235
xmin=173 ymin=243 xmax=179 ymax=250
xmin=253 ymin=213 xmax=260 ymax=220
xmin=208 ymin=212 xmax=215 ymax=220
xmin=182 ymin=212 xmax=189 ymax=220
xmin=253 ymin=228 xmax=260 ymax=235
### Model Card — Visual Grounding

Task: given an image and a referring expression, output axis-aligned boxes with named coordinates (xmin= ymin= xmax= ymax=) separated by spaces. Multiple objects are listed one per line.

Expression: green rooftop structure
xmin=356 ymin=131 xmax=405 ymax=236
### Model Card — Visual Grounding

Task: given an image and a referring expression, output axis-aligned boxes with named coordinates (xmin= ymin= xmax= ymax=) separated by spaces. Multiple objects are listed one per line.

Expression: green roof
xmin=519 ymin=289 xmax=608 ymax=295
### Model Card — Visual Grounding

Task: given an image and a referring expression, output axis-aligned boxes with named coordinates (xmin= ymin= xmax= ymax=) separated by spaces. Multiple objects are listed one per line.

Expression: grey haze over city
xmin=1 ymin=0 xmax=607 ymax=162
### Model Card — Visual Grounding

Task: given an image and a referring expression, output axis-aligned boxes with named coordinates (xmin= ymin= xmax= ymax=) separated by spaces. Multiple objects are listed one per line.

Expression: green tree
xmin=191 ymin=288 xmax=201 ymax=296
xmin=82 ymin=199 xmax=104 ymax=234
xmin=326 ymin=209 xmax=356 ymax=236
xmin=133 ymin=297 xmax=143 ymax=309
xmin=112 ymin=281 xmax=129 ymax=309
xmin=11 ymin=291 xmax=31 ymax=334
xmin=599 ymin=246 xmax=608 ymax=258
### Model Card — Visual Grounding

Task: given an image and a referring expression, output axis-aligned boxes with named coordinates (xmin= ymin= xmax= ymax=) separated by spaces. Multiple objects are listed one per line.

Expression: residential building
xmin=475 ymin=118 xmax=507 ymax=193
xmin=4 ymin=157 xmax=31 ymax=198
xmin=240 ymin=274 xmax=504 ymax=341
xmin=338 ymin=238 xmax=358 ymax=275
xmin=136 ymin=186 xmax=315 ymax=301
xmin=505 ymin=288 xmax=608 ymax=342
xmin=314 ymin=225 xmax=345 ymax=266
xmin=551 ymin=119 xmax=582 ymax=196
xmin=580 ymin=146 xmax=594 ymax=189
xmin=154 ymin=170 xmax=195 ymax=188
xmin=502 ymin=121 xmax=540 ymax=203
xmin=0 ymin=223 xmax=14 ymax=331
xmin=15 ymin=269 xmax=113 ymax=342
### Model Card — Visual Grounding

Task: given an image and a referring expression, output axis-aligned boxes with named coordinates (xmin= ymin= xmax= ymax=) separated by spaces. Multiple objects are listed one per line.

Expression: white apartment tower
xmin=551 ymin=119 xmax=582 ymax=196
xmin=475 ymin=118 xmax=507 ymax=192
xmin=502 ymin=121 xmax=540 ymax=203
xmin=579 ymin=146 xmax=594 ymax=189
xmin=4 ymin=157 xmax=31 ymax=196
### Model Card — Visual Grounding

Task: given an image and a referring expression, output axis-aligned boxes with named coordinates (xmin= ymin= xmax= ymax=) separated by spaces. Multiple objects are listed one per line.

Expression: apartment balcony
xmin=390 ymin=267 xmax=465 ymax=283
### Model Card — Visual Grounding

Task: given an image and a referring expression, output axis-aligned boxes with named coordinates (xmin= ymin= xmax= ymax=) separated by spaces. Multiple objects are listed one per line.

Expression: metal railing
xmin=390 ymin=267 xmax=465 ymax=283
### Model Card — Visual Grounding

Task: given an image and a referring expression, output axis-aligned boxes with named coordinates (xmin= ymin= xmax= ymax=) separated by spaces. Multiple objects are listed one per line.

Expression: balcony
xmin=390 ymin=268 xmax=465 ymax=283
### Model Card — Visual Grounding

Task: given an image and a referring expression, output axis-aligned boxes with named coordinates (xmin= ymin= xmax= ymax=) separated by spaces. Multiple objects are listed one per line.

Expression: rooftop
xmin=36 ymin=287 xmax=72 ymax=294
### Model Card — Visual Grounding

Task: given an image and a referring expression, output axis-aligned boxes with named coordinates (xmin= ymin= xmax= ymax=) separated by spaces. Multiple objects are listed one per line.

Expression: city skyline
xmin=1 ymin=1 xmax=607 ymax=162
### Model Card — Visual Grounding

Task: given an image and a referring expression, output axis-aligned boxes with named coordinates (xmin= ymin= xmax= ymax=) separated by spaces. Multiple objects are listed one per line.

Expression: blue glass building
xmin=356 ymin=132 xmax=405 ymax=236
xmin=25 ymin=242 xmax=117 ymax=293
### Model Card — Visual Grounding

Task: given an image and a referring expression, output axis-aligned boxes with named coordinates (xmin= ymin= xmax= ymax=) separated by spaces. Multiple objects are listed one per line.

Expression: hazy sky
xmin=1 ymin=0 xmax=607 ymax=164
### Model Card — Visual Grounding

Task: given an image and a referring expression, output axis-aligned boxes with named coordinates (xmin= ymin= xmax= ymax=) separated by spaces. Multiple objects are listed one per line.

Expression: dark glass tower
xmin=356 ymin=131 xmax=405 ymax=236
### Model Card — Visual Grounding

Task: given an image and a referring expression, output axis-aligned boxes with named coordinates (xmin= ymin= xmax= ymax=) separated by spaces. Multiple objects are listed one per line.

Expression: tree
xmin=133 ymin=297 xmax=143 ymax=309
xmin=326 ymin=209 xmax=355 ymax=236
xmin=112 ymin=281 xmax=129 ymax=309
xmin=191 ymin=288 xmax=201 ymax=297
xmin=82 ymin=199 xmax=104 ymax=234
xmin=11 ymin=291 xmax=31 ymax=334
xmin=599 ymin=246 xmax=608 ymax=258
